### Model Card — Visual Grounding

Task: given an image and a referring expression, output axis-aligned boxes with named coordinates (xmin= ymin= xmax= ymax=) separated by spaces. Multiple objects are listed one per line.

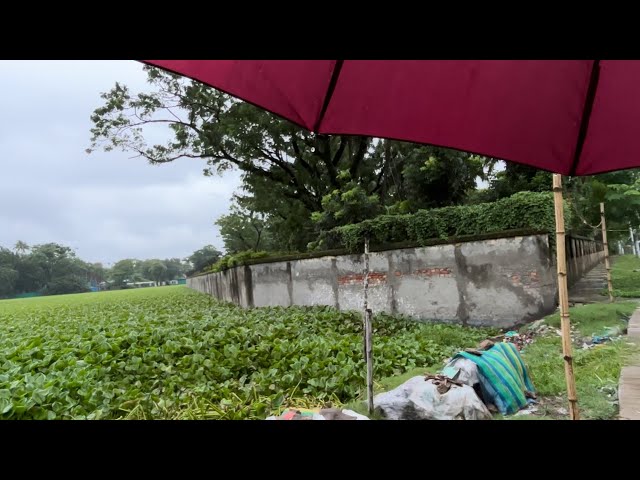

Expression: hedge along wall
xmin=328 ymin=191 xmax=571 ymax=251
xmin=203 ymin=192 xmax=568 ymax=275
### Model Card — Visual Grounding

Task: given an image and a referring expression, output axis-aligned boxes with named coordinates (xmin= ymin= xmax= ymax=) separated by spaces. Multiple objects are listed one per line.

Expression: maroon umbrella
xmin=143 ymin=60 xmax=640 ymax=176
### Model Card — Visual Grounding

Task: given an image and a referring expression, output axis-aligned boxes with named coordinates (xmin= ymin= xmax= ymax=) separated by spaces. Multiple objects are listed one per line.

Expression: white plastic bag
xmin=373 ymin=376 xmax=492 ymax=420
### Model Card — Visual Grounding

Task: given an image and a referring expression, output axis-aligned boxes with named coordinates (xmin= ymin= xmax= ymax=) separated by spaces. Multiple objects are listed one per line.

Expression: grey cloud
xmin=0 ymin=60 xmax=241 ymax=264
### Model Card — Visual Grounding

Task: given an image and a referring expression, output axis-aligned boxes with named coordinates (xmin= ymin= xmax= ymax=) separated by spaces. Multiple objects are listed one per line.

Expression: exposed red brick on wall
xmin=338 ymin=272 xmax=387 ymax=286
xmin=509 ymin=270 xmax=540 ymax=287
xmin=391 ymin=268 xmax=454 ymax=278
xmin=413 ymin=267 xmax=453 ymax=278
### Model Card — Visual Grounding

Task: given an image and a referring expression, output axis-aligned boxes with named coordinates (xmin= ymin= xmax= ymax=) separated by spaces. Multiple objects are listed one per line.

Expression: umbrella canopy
xmin=143 ymin=60 xmax=640 ymax=176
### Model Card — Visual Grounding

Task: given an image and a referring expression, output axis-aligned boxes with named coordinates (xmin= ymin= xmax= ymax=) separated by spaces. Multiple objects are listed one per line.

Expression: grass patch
xmin=520 ymin=336 xmax=638 ymax=419
xmin=610 ymin=255 xmax=640 ymax=298
xmin=542 ymin=302 xmax=636 ymax=337
xmin=516 ymin=301 xmax=639 ymax=420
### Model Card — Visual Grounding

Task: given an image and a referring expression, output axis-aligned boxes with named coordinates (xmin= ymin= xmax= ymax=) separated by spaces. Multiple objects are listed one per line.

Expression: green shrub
xmin=42 ymin=276 xmax=91 ymax=296
xmin=197 ymin=192 xmax=570 ymax=271
xmin=332 ymin=191 xmax=568 ymax=251
xmin=206 ymin=251 xmax=272 ymax=273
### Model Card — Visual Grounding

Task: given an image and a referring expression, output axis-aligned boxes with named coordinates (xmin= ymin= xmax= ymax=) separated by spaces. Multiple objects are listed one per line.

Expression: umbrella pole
xmin=363 ymin=236 xmax=374 ymax=414
xmin=600 ymin=202 xmax=614 ymax=302
xmin=553 ymin=174 xmax=580 ymax=420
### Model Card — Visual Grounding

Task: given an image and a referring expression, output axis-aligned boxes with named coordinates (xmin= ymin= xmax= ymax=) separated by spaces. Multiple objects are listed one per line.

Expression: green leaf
xmin=0 ymin=398 xmax=12 ymax=414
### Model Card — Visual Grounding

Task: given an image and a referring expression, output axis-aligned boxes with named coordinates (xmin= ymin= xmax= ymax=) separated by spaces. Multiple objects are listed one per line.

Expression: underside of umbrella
xmin=143 ymin=60 xmax=640 ymax=177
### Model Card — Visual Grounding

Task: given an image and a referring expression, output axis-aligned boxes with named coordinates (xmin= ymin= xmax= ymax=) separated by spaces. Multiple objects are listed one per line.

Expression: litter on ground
xmin=373 ymin=336 xmax=536 ymax=420
xmin=266 ymin=408 xmax=369 ymax=420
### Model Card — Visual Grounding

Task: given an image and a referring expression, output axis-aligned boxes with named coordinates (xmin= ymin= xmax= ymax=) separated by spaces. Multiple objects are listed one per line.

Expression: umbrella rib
xmin=569 ymin=60 xmax=601 ymax=176
xmin=313 ymin=60 xmax=344 ymax=133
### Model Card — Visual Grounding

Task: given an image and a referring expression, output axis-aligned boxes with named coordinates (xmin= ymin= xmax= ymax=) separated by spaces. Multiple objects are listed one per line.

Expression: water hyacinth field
xmin=0 ymin=286 xmax=493 ymax=419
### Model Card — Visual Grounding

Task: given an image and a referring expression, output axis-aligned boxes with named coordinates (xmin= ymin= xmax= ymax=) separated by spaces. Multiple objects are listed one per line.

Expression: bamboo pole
xmin=553 ymin=174 xmax=580 ymax=420
xmin=363 ymin=236 xmax=374 ymax=414
xmin=600 ymin=202 xmax=614 ymax=302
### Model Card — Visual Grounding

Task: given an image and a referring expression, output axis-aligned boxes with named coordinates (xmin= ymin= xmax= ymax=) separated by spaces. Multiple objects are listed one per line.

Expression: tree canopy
xmin=89 ymin=66 xmax=491 ymax=253
xmin=0 ymin=242 xmax=94 ymax=297
xmin=185 ymin=245 xmax=222 ymax=275
xmin=88 ymin=65 xmax=640 ymax=258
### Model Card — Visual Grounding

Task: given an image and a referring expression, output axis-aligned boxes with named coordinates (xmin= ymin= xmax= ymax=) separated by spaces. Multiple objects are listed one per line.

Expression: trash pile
xmin=525 ymin=318 xmax=586 ymax=346
xmin=525 ymin=319 xmax=555 ymax=335
xmin=503 ymin=330 xmax=534 ymax=350
xmin=581 ymin=324 xmax=626 ymax=349
xmin=266 ymin=408 xmax=369 ymax=420
xmin=424 ymin=373 xmax=464 ymax=394
xmin=525 ymin=313 xmax=631 ymax=350
xmin=373 ymin=374 xmax=492 ymax=420
xmin=373 ymin=339 xmax=537 ymax=420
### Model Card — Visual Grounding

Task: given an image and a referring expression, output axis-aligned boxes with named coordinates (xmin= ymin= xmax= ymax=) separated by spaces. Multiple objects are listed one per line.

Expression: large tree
xmin=89 ymin=66 xmax=488 ymax=252
xmin=0 ymin=243 xmax=92 ymax=296
xmin=565 ymin=170 xmax=640 ymax=242
xmin=186 ymin=246 xmax=222 ymax=274
xmin=109 ymin=259 xmax=138 ymax=286
xmin=0 ymin=247 xmax=19 ymax=298
xmin=86 ymin=262 xmax=108 ymax=285
xmin=141 ymin=259 xmax=168 ymax=284
xmin=215 ymin=202 xmax=275 ymax=254
xmin=162 ymin=258 xmax=187 ymax=281
xmin=14 ymin=241 xmax=29 ymax=256
xmin=28 ymin=244 xmax=89 ymax=293
xmin=468 ymin=162 xmax=640 ymax=243
xmin=466 ymin=162 xmax=552 ymax=205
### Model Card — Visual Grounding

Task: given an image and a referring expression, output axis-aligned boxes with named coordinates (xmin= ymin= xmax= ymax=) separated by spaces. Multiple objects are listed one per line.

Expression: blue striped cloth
xmin=454 ymin=342 xmax=535 ymax=415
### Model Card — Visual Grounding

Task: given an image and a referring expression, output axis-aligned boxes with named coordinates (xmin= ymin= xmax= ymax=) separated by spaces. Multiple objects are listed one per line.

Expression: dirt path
xmin=568 ymin=263 xmax=609 ymax=304
xmin=619 ymin=308 xmax=640 ymax=420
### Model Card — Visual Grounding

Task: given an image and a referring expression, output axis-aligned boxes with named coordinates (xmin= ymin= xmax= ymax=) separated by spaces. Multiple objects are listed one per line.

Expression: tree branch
xmin=252 ymin=221 xmax=263 ymax=251
xmin=290 ymin=137 xmax=317 ymax=177
xmin=129 ymin=149 xmax=214 ymax=164
xmin=332 ymin=136 xmax=348 ymax=166
xmin=126 ymin=118 xmax=203 ymax=136
xmin=349 ymin=136 xmax=370 ymax=178
xmin=315 ymin=135 xmax=339 ymax=188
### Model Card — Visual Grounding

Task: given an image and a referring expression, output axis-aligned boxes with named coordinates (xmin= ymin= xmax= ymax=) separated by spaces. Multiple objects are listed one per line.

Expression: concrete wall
xmin=188 ymin=234 xmax=605 ymax=328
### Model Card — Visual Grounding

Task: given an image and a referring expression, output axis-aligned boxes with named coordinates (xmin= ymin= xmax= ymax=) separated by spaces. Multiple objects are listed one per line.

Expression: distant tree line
xmin=0 ymin=242 xmax=105 ymax=298
xmin=0 ymin=242 xmax=222 ymax=298
xmin=108 ymin=245 xmax=221 ymax=287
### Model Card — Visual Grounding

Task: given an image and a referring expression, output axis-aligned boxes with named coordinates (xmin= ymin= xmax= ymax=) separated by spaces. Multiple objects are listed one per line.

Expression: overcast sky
xmin=0 ymin=60 xmax=241 ymax=265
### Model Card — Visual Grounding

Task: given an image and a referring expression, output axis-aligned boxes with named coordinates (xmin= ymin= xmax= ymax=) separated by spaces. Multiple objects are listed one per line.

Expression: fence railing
xmin=565 ymin=234 xmax=605 ymax=288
